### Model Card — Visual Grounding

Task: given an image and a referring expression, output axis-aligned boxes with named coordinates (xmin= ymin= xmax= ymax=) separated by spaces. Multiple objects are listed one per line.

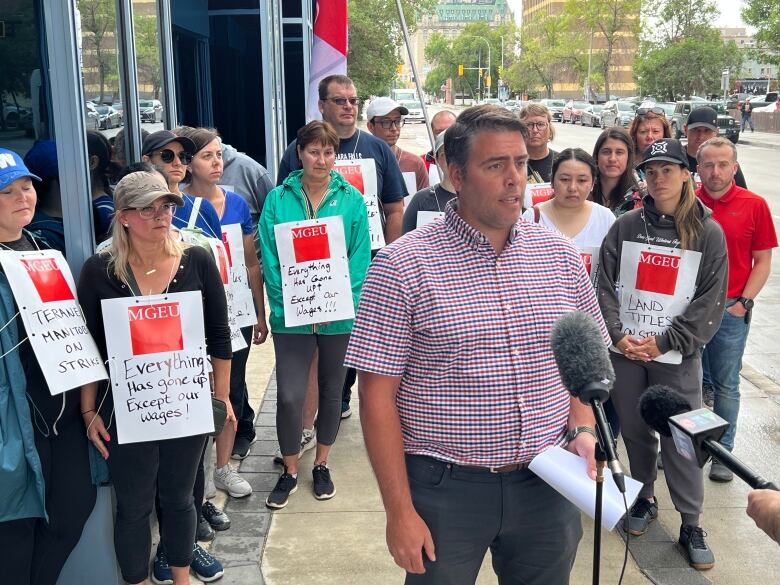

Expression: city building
xmin=521 ymin=0 xmax=639 ymax=98
xmin=399 ymin=0 xmax=514 ymax=91
xmin=718 ymin=27 xmax=778 ymax=85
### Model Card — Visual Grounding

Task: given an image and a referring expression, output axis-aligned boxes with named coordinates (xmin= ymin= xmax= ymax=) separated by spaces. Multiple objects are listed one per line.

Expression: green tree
xmin=347 ymin=0 xmax=436 ymax=100
xmin=135 ymin=15 xmax=161 ymax=99
xmin=742 ymin=0 xmax=780 ymax=71
xmin=562 ymin=0 xmax=641 ymax=100
xmin=78 ymin=0 xmax=117 ymax=102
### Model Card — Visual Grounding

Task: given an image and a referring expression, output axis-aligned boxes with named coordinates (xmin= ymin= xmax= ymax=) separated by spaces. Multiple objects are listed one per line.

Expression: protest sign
xmin=524 ymin=182 xmax=554 ymax=209
xmin=274 ymin=216 xmax=354 ymax=327
xmin=579 ymin=246 xmax=601 ymax=288
xmin=617 ymin=241 xmax=702 ymax=364
xmin=417 ymin=210 xmax=444 ymax=229
xmin=101 ymin=291 xmax=214 ymax=443
xmin=221 ymin=224 xmax=256 ymax=328
xmin=334 ymin=159 xmax=385 ymax=250
xmin=0 ymin=250 xmax=107 ymax=395
xmin=402 ymin=172 xmax=416 ymax=201
xmin=207 ymin=238 xmax=247 ymax=352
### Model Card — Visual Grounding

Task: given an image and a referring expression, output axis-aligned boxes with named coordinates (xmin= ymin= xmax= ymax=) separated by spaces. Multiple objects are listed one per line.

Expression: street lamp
xmin=466 ymin=35 xmax=491 ymax=100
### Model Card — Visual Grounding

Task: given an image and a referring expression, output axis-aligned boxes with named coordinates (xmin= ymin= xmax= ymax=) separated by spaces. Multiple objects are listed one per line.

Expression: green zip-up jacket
xmin=259 ymin=170 xmax=371 ymax=334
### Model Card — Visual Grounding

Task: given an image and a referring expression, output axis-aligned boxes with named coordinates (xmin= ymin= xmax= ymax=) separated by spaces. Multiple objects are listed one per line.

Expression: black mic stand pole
xmin=593 ymin=442 xmax=607 ymax=585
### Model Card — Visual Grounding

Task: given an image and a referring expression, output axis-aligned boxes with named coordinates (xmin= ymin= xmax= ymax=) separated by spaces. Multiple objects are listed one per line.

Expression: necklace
xmin=640 ymin=211 xmax=679 ymax=251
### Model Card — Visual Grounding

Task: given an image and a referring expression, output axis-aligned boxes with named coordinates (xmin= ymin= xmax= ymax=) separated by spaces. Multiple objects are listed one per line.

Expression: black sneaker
xmin=313 ymin=464 xmax=336 ymax=500
xmin=196 ymin=513 xmax=215 ymax=542
xmin=702 ymin=384 xmax=715 ymax=408
xmin=623 ymin=497 xmax=658 ymax=535
xmin=231 ymin=435 xmax=257 ymax=460
xmin=202 ymin=501 xmax=231 ymax=531
xmin=679 ymin=524 xmax=715 ymax=570
xmin=266 ymin=470 xmax=298 ymax=509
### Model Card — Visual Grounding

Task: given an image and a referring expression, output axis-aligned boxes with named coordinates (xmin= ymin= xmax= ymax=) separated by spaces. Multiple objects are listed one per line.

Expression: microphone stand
xmin=593 ymin=442 xmax=606 ymax=585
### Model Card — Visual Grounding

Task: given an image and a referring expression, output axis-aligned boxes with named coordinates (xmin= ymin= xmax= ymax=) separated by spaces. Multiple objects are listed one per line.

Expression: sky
xmin=506 ymin=0 xmax=748 ymax=29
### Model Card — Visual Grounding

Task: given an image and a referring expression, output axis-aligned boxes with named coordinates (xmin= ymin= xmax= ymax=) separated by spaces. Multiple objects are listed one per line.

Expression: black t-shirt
xmin=402 ymin=185 xmax=456 ymax=235
xmin=687 ymin=152 xmax=747 ymax=189
xmin=527 ymin=149 xmax=558 ymax=183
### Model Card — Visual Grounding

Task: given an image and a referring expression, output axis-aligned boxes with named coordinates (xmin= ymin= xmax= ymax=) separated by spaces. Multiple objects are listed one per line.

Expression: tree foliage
xmin=347 ymin=0 xmax=436 ymax=99
xmin=742 ymin=0 xmax=780 ymax=71
xmin=423 ymin=22 xmax=519 ymax=100
xmin=135 ymin=15 xmax=161 ymax=99
xmin=78 ymin=0 xmax=117 ymax=102
xmin=562 ymin=0 xmax=640 ymax=100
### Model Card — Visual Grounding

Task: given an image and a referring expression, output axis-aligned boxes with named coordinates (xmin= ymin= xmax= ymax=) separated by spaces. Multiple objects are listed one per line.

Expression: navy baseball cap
xmin=142 ymin=130 xmax=197 ymax=157
xmin=23 ymin=140 xmax=58 ymax=181
xmin=0 ymin=147 xmax=41 ymax=190
xmin=636 ymin=139 xmax=688 ymax=171
xmin=686 ymin=106 xmax=718 ymax=131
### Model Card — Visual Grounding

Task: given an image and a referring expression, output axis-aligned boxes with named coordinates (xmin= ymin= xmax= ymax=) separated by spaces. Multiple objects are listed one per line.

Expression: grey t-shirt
xmin=402 ymin=185 xmax=456 ymax=235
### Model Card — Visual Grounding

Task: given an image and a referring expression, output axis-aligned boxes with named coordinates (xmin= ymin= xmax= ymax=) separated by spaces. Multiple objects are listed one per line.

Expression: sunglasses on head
xmin=636 ymin=106 xmax=665 ymax=117
xmin=156 ymin=149 xmax=192 ymax=164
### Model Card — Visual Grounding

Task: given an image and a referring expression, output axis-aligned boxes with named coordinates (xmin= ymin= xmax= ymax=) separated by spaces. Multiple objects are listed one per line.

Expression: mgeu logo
xmin=636 ymin=251 xmax=679 ymax=295
xmin=128 ymin=302 xmax=184 ymax=355
xmin=21 ymin=258 xmax=75 ymax=302
xmin=292 ymin=224 xmax=330 ymax=263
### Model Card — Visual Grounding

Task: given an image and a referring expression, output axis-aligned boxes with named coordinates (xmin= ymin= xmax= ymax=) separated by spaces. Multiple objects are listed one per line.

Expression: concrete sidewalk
xmin=198 ymin=342 xmax=780 ymax=585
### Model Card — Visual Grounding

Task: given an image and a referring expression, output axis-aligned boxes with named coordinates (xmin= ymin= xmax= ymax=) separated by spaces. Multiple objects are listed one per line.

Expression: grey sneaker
xmin=708 ymin=459 xmax=734 ymax=482
xmin=623 ymin=497 xmax=658 ymax=536
xmin=214 ymin=465 xmax=252 ymax=498
xmin=273 ymin=427 xmax=316 ymax=465
xmin=679 ymin=524 xmax=715 ymax=570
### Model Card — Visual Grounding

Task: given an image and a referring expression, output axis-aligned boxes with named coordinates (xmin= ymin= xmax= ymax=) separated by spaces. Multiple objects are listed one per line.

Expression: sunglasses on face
xmin=124 ymin=202 xmax=177 ymax=220
xmin=156 ymin=149 xmax=193 ymax=165
xmin=326 ymin=97 xmax=359 ymax=106
xmin=636 ymin=106 xmax=665 ymax=116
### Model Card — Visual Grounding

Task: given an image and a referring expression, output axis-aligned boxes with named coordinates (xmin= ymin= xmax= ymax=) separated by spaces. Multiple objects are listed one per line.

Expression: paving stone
xmin=221 ymin=510 xmax=271 ymax=538
xmin=254 ymin=426 xmax=277 ymax=441
xmin=210 ymin=535 xmax=265 ymax=567
xmin=239 ymin=455 xmax=281 ymax=473
xmin=254 ymin=412 xmax=275 ymax=427
xmin=260 ymin=400 xmax=276 ymax=414
xmin=245 ymin=440 xmax=279 ymax=457
xmin=629 ymin=541 xmax=690 ymax=569
xmin=240 ymin=471 xmax=281 ymax=492
xmin=217 ymin=563 xmax=265 ymax=585
xmin=642 ymin=567 xmax=712 ymax=585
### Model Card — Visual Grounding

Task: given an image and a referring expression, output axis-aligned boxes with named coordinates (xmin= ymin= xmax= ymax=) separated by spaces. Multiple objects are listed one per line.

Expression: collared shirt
xmin=344 ymin=201 xmax=609 ymax=467
xmin=697 ymin=181 xmax=778 ymax=298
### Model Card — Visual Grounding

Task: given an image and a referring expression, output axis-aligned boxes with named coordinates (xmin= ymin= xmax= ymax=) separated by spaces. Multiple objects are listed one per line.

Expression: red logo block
xmin=580 ymin=252 xmax=593 ymax=276
xmin=128 ymin=302 xmax=184 ymax=356
xmin=292 ymin=225 xmax=331 ymax=263
xmin=21 ymin=258 xmax=75 ymax=302
xmin=335 ymin=164 xmax=365 ymax=194
xmin=636 ymin=252 xmax=679 ymax=295
xmin=221 ymin=231 xmax=233 ymax=267
xmin=530 ymin=186 xmax=554 ymax=206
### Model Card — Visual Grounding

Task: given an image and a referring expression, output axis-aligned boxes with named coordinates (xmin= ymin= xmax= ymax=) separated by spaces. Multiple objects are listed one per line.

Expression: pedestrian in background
xmin=591 ymin=127 xmax=642 ymax=216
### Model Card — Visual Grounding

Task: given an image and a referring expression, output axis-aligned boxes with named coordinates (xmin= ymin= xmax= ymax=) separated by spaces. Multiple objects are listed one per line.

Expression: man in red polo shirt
xmin=696 ymin=136 xmax=777 ymax=482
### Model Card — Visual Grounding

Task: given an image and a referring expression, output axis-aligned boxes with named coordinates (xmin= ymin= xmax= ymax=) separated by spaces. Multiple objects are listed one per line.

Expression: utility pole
xmin=585 ymin=29 xmax=593 ymax=102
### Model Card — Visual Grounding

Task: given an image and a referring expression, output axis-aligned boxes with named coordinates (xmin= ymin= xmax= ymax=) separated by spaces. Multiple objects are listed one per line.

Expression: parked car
xmin=139 ymin=99 xmax=163 ymax=123
xmin=562 ymin=100 xmax=589 ymax=124
xmin=746 ymin=92 xmax=778 ymax=109
xmin=671 ymin=100 xmax=739 ymax=144
xmin=726 ymin=93 xmax=751 ymax=110
xmin=658 ymin=102 xmax=676 ymax=123
xmin=111 ymin=101 xmax=124 ymax=122
xmin=85 ymin=101 xmax=100 ymax=130
xmin=2 ymin=103 xmax=32 ymax=131
xmin=600 ymin=100 xmax=637 ymax=128
xmin=579 ymin=104 xmax=604 ymax=127
xmin=400 ymin=100 xmax=425 ymax=123
xmin=482 ymin=98 xmax=502 ymax=107
xmin=95 ymin=105 xmax=122 ymax=129
xmin=540 ymin=99 xmax=565 ymax=121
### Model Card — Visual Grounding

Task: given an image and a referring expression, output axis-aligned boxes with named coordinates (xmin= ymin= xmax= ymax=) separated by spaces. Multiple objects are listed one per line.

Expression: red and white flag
xmin=307 ymin=0 xmax=348 ymax=122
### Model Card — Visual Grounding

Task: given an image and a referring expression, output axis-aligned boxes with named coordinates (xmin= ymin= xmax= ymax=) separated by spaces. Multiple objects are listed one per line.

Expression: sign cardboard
xmin=334 ymin=159 xmax=385 ymax=250
xmin=221 ymin=224 xmax=256 ymax=328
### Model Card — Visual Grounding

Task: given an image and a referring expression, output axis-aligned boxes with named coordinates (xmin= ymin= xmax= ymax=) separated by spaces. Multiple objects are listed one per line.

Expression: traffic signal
xmin=458 ymin=64 xmax=464 ymax=77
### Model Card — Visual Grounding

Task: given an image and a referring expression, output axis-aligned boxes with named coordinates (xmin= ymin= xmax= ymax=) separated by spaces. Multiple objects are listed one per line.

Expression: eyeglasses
xmin=125 ymin=202 xmax=177 ymax=220
xmin=371 ymin=118 xmax=405 ymax=129
xmin=325 ymin=97 xmax=359 ymax=107
xmin=156 ymin=149 xmax=192 ymax=165
xmin=636 ymin=106 xmax=665 ymax=117
xmin=527 ymin=122 xmax=549 ymax=131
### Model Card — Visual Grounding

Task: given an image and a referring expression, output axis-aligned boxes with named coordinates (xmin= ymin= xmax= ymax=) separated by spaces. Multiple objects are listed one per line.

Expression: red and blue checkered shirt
xmin=345 ymin=202 xmax=610 ymax=467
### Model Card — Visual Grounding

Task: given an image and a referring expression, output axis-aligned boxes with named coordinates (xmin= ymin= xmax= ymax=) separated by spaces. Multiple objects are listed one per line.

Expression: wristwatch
xmin=737 ymin=297 xmax=754 ymax=311
xmin=565 ymin=426 xmax=597 ymax=442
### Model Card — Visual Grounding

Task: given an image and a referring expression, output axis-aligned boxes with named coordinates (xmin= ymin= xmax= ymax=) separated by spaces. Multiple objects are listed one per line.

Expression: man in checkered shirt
xmin=345 ymin=105 xmax=610 ymax=585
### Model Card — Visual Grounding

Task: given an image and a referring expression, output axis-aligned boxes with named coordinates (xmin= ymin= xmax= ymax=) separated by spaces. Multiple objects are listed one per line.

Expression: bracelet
xmin=81 ymin=408 xmax=96 ymax=416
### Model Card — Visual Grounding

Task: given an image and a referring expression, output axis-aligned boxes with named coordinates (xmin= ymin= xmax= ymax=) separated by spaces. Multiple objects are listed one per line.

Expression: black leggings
xmin=0 ymin=421 xmax=96 ymax=585
xmin=274 ymin=333 xmax=350 ymax=456
xmin=231 ymin=326 xmax=256 ymax=440
xmin=106 ymin=430 xmax=206 ymax=583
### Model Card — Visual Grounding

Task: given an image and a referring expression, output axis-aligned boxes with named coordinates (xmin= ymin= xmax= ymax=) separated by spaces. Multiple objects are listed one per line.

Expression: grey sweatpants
xmin=273 ymin=333 xmax=350 ymax=456
xmin=610 ymin=352 xmax=704 ymax=526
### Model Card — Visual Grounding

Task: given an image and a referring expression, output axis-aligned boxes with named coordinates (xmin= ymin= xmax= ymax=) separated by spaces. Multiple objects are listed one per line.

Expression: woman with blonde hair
xmin=78 ymin=171 xmax=232 ymax=585
xmin=597 ymin=138 xmax=727 ymax=571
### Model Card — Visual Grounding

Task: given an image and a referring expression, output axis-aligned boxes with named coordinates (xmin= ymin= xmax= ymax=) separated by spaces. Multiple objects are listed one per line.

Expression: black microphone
xmin=639 ymin=385 xmax=778 ymax=491
xmin=550 ymin=311 xmax=625 ymax=493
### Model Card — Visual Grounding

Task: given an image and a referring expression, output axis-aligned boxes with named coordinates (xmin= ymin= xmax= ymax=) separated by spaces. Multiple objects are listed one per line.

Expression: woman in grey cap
xmin=78 ymin=171 xmax=232 ymax=585
xmin=597 ymin=138 xmax=727 ymax=571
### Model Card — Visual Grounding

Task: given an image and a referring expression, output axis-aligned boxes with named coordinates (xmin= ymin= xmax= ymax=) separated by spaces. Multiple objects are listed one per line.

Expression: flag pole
xmin=393 ymin=0 xmax=435 ymax=153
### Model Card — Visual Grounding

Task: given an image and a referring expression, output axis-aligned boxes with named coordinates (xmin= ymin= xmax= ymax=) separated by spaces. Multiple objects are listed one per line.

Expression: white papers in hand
xmin=529 ymin=446 xmax=642 ymax=531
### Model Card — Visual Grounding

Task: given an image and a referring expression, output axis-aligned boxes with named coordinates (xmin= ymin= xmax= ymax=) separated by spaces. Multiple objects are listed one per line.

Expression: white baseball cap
xmin=366 ymin=97 xmax=409 ymax=120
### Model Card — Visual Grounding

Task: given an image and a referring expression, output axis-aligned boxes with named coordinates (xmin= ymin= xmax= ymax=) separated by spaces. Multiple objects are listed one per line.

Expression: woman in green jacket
xmin=260 ymin=120 xmax=370 ymax=509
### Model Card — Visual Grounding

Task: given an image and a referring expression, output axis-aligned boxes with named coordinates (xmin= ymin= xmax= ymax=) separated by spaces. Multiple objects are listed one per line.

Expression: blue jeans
xmin=702 ymin=303 xmax=750 ymax=451
xmin=742 ymin=114 xmax=754 ymax=132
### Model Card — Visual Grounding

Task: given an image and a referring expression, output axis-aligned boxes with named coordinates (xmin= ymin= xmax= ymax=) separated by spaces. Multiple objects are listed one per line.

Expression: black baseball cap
xmin=686 ymin=106 xmax=718 ymax=131
xmin=141 ymin=130 xmax=196 ymax=157
xmin=636 ymin=139 xmax=688 ymax=170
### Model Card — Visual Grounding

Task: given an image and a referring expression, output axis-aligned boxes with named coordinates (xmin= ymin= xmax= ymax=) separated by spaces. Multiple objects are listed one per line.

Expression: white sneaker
xmin=214 ymin=465 xmax=252 ymax=498
xmin=273 ymin=427 xmax=316 ymax=464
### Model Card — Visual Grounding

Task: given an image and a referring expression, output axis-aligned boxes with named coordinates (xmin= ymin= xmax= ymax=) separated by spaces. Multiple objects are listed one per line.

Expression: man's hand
xmin=747 ymin=489 xmax=780 ymax=544
xmin=726 ymin=303 xmax=747 ymax=318
xmin=386 ymin=508 xmax=436 ymax=574
xmin=566 ymin=431 xmax=598 ymax=480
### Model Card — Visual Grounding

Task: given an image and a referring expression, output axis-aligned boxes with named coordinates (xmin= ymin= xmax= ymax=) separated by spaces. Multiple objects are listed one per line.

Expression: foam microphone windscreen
xmin=638 ymin=384 xmax=692 ymax=436
xmin=550 ymin=311 xmax=615 ymax=396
